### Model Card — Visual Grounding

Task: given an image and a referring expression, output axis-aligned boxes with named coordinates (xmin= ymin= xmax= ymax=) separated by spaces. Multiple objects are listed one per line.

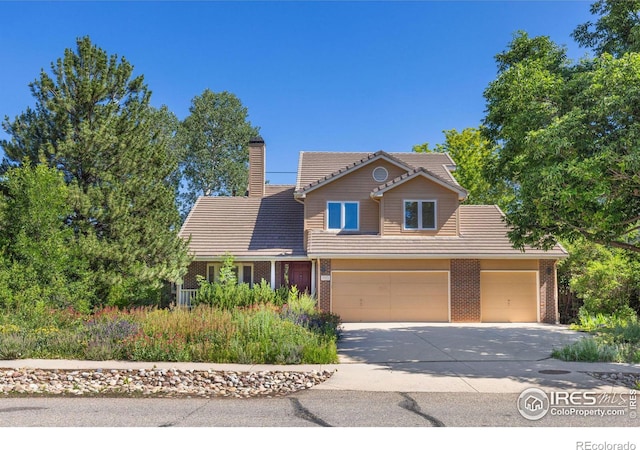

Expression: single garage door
xmin=331 ymin=271 xmax=449 ymax=322
xmin=481 ymin=271 xmax=538 ymax=322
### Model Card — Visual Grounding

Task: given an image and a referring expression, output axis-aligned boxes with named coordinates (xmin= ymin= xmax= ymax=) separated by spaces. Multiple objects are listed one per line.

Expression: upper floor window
xmin=207 ymin=263 xmax=254 ymax=286
xmin=372 ymin=166 xmax=389 ymax=183
xmin=327 ymin=201 xmax=359 ymax=231
xmin=404 ymin=200 xmax=436 ymax=230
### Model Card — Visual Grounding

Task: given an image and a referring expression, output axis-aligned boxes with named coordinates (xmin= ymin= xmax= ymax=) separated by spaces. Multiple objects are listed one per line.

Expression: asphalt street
xmin=0 ymin=391 xmax=637 ymax=427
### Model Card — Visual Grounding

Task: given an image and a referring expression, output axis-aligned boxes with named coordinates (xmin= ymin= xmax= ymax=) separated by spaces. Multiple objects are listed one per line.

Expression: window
xmin=404 ymin=200 xmax=436 ymax=230
xmin=327 ymin=201 xmax=359 ymax=231
xmin=207 ymin=263 xmax=254 ymax=286
xmin=372 ymin=166 xmax=389 ymax=183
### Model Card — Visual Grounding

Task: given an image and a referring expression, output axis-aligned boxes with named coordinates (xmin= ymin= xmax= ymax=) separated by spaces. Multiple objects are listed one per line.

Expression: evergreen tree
xmin=178 ymin=89 xmax=260 ymax=216
xmin=1 ymin=36 xmax=190 ymax=306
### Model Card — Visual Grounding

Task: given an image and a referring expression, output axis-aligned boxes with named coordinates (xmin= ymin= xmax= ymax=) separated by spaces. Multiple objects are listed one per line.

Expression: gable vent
xmin=372 ymin=166 xmax=389 ymax=183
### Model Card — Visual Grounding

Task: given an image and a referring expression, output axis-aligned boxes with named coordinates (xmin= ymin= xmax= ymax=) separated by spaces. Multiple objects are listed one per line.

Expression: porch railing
xmin=177 ymin=288 xmax=198 ymax=307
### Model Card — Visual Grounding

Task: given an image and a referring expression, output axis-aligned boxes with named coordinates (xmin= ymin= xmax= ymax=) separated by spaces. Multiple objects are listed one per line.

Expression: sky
xmin=0 ymin=1 xmax=596 ymax=185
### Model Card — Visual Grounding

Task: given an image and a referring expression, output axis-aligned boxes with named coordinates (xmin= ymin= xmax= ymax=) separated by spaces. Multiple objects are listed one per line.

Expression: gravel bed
xmin=586 ymin=371 xmax=640 ymax=390
xmin=0 ymin=368 xmax=334 ymax=398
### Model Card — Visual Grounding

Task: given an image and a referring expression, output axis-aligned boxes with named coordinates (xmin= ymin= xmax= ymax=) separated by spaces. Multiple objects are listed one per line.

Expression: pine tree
xmin=1 ymin=36 xmax=190 ymax=306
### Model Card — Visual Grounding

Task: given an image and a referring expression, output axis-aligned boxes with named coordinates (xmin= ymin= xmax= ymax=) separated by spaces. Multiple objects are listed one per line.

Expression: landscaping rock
xmin=586 ymin=371 xmax=640 ymax=389
xmin=0 ymin=368 xmax=334 ymax=398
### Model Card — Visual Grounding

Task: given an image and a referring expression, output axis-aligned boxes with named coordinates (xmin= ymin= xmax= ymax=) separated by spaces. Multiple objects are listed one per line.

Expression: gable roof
xmin=306 ymin=205 xmax=568 ymax=259
xmin=371 ymin=167 xmax=468 ymax=200
xmin=295 ymin=151 xmax=459 ymax=196
xmin=179 ymin=185 xmax=305 ymax=259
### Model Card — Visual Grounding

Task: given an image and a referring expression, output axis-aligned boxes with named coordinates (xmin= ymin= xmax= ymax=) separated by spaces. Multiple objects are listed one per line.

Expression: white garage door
xmin=331 ymin=271 xmax=449 ymax=322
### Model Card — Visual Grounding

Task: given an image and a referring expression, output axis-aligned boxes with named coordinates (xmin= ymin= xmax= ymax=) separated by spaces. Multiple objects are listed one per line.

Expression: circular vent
xmin=372 ymin=166 xmax=389 ymax=183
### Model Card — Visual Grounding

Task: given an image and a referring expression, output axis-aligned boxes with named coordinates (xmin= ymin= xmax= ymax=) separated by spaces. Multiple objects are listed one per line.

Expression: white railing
xmin=177 ymin=288 xmax=198 ymax=307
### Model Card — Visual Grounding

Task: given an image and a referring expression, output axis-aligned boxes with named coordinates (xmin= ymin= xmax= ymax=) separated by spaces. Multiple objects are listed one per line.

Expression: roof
xmin=179 ymin=185 xmax=305 ymax=259
xmin=306 ymin=205 xmax=568 ymax=259
xmin=295 ymin=151 xmax=458 ymax=194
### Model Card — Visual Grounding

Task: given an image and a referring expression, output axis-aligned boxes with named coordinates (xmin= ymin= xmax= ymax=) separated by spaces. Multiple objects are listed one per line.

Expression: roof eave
xmin=191 ymin=254 xmax=310 ymax=262
xmin=306 ymin=252 xmax=568 ymax=260
xmin=371 ymin=170 xmax=468 ymax=200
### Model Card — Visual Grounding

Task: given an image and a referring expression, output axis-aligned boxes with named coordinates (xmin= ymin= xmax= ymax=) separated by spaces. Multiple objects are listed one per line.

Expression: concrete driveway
xmin=314 ymin=322 xmax=640 ymax=393
xmin=337 ymin=322 xmax=583 ymax=363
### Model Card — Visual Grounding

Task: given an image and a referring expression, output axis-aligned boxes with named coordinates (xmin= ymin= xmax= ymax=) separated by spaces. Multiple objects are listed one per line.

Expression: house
xmin=177 ymin=136 xmax=568 ymax=323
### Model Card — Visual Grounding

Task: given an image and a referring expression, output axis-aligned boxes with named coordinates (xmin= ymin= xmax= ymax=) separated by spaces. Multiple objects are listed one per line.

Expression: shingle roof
xmin=306 ymin=205 xmax=568 ymax=258
xmin=295 ymin=151 xmax=458 ymax=193
xmin=179 ymin=185 xmax=305 ymax=258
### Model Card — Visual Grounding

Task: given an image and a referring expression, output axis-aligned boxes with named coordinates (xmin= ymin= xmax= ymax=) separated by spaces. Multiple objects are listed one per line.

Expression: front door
xmin=283 ymin=262 xmax=312 ymax=293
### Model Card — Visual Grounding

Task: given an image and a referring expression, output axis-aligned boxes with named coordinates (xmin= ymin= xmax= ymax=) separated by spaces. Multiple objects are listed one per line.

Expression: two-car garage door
xmin=331 ymin=271 xmax=449 ymax=322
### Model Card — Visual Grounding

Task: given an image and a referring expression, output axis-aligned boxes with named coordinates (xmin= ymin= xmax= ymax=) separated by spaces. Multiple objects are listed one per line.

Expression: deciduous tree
xmin=413 ymin=128 xmax=512 ymax=209
xmin=0 ymin=165 xmax=93 ymax=312
xmin=483 ymin=30 xmax=640 ymax=253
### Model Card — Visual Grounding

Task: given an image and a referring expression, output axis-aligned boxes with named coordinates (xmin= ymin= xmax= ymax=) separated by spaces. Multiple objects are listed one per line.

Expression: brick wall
xmin=318 ymin=259 xmax=331 ymax=312
xmin=450 ymin=259 xmax=481 ymax=322
xmin=183 ymin=261 xmax=207 ymax=289
xmin=539 ymin=260 xmax=559 ymax=324
xmin=253 ymin=261 xmax=270 ymax=286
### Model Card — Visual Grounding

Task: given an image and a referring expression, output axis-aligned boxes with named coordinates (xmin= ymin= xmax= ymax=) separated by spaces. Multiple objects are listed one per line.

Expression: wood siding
xmin=480 ymin=260 xmax=539 ymax=270
xmin=331 ymin=259 xmax=450 ymax=270
xmin=381 ymin=177 xmax=459 ymax=236
xmin=304 ymin=161 xmax=407 ymax=233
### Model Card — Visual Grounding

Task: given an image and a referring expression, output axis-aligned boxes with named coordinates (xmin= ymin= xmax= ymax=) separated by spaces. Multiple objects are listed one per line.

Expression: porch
xmin=175 ymin=259 xmax=315 ymax=307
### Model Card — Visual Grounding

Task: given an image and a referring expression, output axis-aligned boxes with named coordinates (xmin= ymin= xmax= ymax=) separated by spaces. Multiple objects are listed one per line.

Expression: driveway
xmin=337 ymin=322 xmax=583 ymax=363
xmin=314 ymin=322 xmax=640 ymax=393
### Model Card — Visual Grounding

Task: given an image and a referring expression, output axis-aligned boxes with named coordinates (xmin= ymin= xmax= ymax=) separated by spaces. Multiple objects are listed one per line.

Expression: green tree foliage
xmin=413 ymin=128 xmax=513 ymax=209
xmin=0 ymin=165 xmax=93 ymax=312
xmin=572 ymin=0 xmax=640 ymax=57
xmin=483 ymin=29 xmax=640 ymax=253
xmin=178 ymin=89 xmax=260 ymax=215
xmin=559 ymin=238 xmax=640 ymax=318
xmin=0 ymin=36 xmax=190 ymax=307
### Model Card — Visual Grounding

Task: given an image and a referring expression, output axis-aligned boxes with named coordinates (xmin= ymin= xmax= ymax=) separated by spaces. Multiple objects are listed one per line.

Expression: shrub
xmin=0 ymin=280 xmax=339 ymax=364
xmin=552 ymin=338 xmax=620 ymax=362
xmin=0 ymin=333 xmax=32 ymax=359
xmin=555 ymin=315 xmax=640 ymax=363
xmin=570 ymin=309 xmax=637 ymax=332
xmin=560 ymin=239 xmax=640 ymax=317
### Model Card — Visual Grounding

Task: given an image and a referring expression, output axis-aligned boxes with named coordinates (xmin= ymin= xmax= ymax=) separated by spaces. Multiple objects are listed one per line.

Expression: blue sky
xmin=0 ymin=1 xmax=594 ymax=185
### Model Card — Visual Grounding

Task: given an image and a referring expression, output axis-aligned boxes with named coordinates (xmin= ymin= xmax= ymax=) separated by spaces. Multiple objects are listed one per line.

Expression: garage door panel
xmin=339 ymin=307 xmax=391 ymax=322
xmin=481 ymin=272 xmax=537 ymax=322
xmin=388 ymin=307 xmax=448 ymax=322
xmin=332 ymin=271 xmax=449 ymax=322
xmin=335 ymin=294 xmax=389 ymax=309
xmin=337 ymin=283 xmax=390 ymax=296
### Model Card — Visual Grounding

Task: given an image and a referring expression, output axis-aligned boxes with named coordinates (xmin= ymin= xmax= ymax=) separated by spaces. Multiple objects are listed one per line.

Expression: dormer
xmin=370 ymin=167 xmax=467 ymax=237
xmin=295 ymin=150 xmax=465 ymax=237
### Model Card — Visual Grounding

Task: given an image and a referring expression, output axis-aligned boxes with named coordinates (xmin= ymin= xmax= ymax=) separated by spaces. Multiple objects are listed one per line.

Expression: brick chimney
xmin=248 ymin=136 xmax=266 ymax=198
